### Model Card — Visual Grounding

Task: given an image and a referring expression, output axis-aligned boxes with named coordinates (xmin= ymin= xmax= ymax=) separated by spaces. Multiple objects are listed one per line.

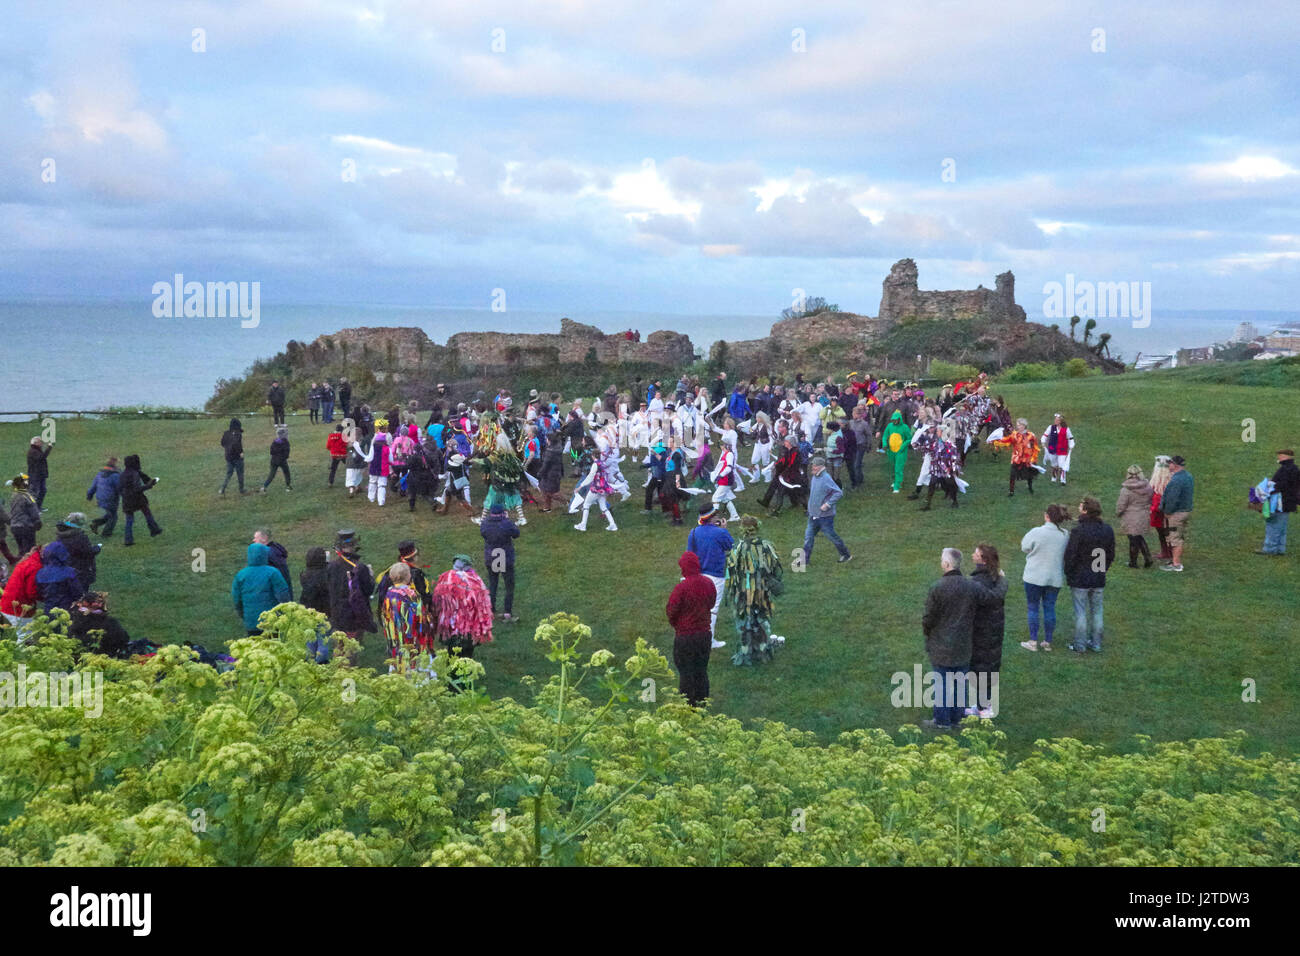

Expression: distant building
xmin=1254 ymin=349 xmax=1297 ymax=361
xmin=1134 ymin=352 xmax=1176 ymax=371
xmin=1176 ymin=346 xmax=1216 ymax=365
xmin=1232 ymin=321 xmax=1258 ymax=343
xmin=1264 ymin=328 xmax=1300 ymax=352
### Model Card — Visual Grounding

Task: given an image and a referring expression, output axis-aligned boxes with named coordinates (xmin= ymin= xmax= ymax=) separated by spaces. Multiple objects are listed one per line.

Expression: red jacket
xmin=326 ymin=433 xmax=348 ymax=458
xmin=666 ymin=552 xmax=716 ymax=637
xmin=1 ymin=548 xmax=43 ymax=617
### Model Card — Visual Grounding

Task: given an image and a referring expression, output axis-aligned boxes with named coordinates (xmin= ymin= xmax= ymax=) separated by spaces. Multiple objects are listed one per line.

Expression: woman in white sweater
xmin=1019 ymin=504 xmax=1072 ymax=651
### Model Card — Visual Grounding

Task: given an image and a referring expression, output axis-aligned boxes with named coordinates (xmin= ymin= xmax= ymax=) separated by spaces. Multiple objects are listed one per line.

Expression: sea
xmin=0 ymin=300 xmax=1295 ymax=416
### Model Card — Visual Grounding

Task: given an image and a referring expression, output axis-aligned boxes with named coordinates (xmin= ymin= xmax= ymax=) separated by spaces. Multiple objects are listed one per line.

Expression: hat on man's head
xmin=529 ymin=389 xmax=538 ymax=399
xmin=810 ymin=455 xmax=827 ymax=468
xmin=1277 ymin=449 xmax=1295 ymax=458
xmin=397 ymin=540 xmax=418 ymax=559
xmin=698 ymin=503 xmax=718 ymax=522
xmin=335 ymin=528 xmax=359 ymax=550
xmin=1170 ymin=455 xmax=1187 ymax=466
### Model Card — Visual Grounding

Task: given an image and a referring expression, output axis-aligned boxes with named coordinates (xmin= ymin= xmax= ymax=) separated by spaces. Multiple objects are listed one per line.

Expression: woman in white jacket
xmin=1019 ymin=503 xmax=1072 ymax=651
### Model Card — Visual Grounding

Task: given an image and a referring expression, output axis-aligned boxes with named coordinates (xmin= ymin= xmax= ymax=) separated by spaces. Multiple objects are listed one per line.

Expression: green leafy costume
xmin=724 ymin=517 xmax=784 ymax=666
xmin=881 ymin=410 xmax=913 ymax=492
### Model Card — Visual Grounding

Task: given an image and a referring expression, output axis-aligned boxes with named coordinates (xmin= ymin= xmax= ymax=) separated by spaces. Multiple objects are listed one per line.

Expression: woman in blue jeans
xmin=1018 ymin=504 xmax=1071 ymax=651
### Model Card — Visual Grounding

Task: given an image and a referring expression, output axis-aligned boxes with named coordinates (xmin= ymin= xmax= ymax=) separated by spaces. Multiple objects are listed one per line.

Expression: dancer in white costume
xmin=1041 ymin=413 xmax=1076 ymax=484
xmin=573 ymin=426 xmax=623 ymax=531
xmin=709 ymin=426 xmax=745 ymax=521
xmin=749 ymin=411 xmax=774 ymax=473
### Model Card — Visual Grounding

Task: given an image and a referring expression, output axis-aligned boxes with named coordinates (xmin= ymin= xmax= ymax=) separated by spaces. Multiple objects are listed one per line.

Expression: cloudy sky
xmin=3 ymin=0 xmax=1298 ymax=318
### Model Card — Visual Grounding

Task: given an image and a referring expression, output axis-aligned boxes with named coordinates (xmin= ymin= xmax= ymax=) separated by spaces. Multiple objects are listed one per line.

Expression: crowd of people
xmin=1 ymin=364 xmax=1295 ymax=726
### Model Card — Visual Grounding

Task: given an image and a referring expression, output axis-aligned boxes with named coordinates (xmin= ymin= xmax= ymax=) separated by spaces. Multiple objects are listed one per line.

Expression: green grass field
xmin=4 ymin=373 xmax=1296 ymax=757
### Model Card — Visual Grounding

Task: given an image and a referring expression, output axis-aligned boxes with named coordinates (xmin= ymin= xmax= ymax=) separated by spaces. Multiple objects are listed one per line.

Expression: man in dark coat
xmin=68 ymin=591 xmax=131 ymax=659
xmin=1063 ymin=496 xmax=1115 ymax=652
xmin=921 ymin=548 xmax=995 ymax=729
xmin=338 ymin=378 xmax=353 ymax=418
xmin=1260 ymin=448 xmax=1299 ymax=555
xmin=252 ymin=529 xmax=293 ymax=600
xmin=26 ymin=437 xmax=54 ymax=511
xmin=219 ymin=418 xmax=246 ymax=494
xmin=479 ymin=504 xmax=521 ymax=620
xmin=120 ymin=454 xmax=161 ymax=546
xmin=760 ymin=436 xmax=805 ymax=516
xmin=326 ymin=529 xmax=376 ymax=648
xmin=267 ymin=380 xmax=287 ymax=425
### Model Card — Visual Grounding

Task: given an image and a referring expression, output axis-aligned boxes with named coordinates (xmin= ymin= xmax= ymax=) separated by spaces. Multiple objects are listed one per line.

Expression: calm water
xmin=0 ymin=300 xmax=1293 ymax=413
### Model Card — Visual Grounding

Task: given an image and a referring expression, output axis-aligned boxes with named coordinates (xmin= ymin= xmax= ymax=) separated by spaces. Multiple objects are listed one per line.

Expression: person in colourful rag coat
xmin=432 ymin=554 xmax=495 ymax=667
xmin=881 ymin=410 xmax=913 ymax=493
xmin=992 ymin=419 xmax=1042 ymax=496
xmin=378 ymin=561 xmax=435 ymax=677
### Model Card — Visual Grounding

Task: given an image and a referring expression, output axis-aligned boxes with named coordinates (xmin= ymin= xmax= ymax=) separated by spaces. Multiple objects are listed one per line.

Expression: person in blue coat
xmin=36 ymin=540 xmax=84 ymax=613
xmin=86 ymin=457 xmax=122 ymax=536
xmin=727 ymin=386 xmax=751 ymax=423
xmin=232 ymin=542 xmax=290 ymax=635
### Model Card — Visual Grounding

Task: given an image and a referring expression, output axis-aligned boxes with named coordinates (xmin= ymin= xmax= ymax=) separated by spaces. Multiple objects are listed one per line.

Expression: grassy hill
xmin=3 ymin=372 xmax=1296 ymax=758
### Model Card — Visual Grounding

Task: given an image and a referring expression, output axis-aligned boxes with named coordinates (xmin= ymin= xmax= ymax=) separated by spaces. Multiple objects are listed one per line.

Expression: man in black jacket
xmin=1259 ymin=448 xmax=1298 ymax=555
xmin=1063 ymin=496 xmax=1115 ymax=653
xmin=219 ymin=418 xmax=246 ymax=494
xmin=338 ymin=378 xmax=353 ymax=418
xmin=267 ymin=381 xmax=286 ymax=425
xmin=921 ymin=548 xmax=996 ymax=728
xmin=920 ymin=548 xmax=987 ymax=728
xmin=326 ymin=529 xmax=376 ymax=656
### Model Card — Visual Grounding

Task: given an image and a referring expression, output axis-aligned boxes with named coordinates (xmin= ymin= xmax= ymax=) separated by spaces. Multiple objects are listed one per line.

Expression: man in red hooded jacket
xmin=1 ymin=546 xmax=43 ymax=630
xmin=666 ymin=551 xmax=716 ymax=707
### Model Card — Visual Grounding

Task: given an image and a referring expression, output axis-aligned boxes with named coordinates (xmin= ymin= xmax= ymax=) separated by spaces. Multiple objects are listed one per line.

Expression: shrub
xmin=928 ymin=360 xmax=982 ymax=383
xmin=1062 ymin=358 xmax=1097 ymax=378
xmin=1 ymin=609 xmax=1297 ymax=866
xmin=997 ymin=362 xmax=1059 ymax=384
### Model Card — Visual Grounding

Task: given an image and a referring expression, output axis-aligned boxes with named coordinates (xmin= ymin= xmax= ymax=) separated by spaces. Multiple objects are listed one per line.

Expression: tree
xmin=1068 ymin=315 xmax=1080 ymax=340
xmin=781 ymin=296 xmax=840 ymax=321
xmin=1083 ymin=318 xmax=1097 ymax=346
xmin=1095 ymin=332 xmax=1112 ymax=358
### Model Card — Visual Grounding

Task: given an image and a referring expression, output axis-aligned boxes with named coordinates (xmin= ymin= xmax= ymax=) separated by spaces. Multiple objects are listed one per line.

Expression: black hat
xmin=1170 ymin=455 xmax=1186 ymax=466
xmin=335 ymin=529 xmax=359 ymax=550
xmin=397 ymin=539 xmax=418 ymax=558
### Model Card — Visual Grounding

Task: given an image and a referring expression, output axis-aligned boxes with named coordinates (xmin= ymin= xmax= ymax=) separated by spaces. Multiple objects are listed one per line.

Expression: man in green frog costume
xmin=881 ymin=410 xmax=913 ymax=494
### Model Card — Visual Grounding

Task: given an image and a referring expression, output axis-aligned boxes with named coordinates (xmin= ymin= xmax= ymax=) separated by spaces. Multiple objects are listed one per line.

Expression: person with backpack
xmin=232 ymin=541 xmax=291 ymax=636
xmin=86 ymin=457 xmax=121 ymax=536
xmin=326 ymin=529 xmax=376 ymax=657
xmin=6 ymin=474 xmax=41 ymax=554
xmin=120 ymin=454 xmax=162 ymax=546
xmin=406 ymin=436 xmax=442 ymax=513
xmin=388 ymin=423 xmax=416 ymax=498
xmin=219 ymin=418 xmax=246 ymax=495
xmin=261 ymin=426 xmax=292 ymax=492
xmin=251 ymin=529 xmax=292 ymax=600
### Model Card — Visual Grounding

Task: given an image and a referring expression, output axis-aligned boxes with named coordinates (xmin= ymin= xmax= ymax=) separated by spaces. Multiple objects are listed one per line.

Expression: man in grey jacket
xmin=802 ymin=457 xmax=852 ymax=565
xmin=921 ymin=548 xmax=995 ymax=728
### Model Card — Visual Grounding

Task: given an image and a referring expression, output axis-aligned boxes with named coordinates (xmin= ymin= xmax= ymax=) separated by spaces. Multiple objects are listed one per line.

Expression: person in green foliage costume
xmin=881 ymin=410 xmax=913 ymax=493
xmin=471 ymin=411 xmax=529 ymax=527
xmin=724 ymin=515 xmax=785 ymax=666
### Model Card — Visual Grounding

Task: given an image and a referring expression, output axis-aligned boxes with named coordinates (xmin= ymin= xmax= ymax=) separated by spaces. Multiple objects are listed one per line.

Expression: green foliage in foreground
xmin=2 ymin=610 xmax=1296 ymax=866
